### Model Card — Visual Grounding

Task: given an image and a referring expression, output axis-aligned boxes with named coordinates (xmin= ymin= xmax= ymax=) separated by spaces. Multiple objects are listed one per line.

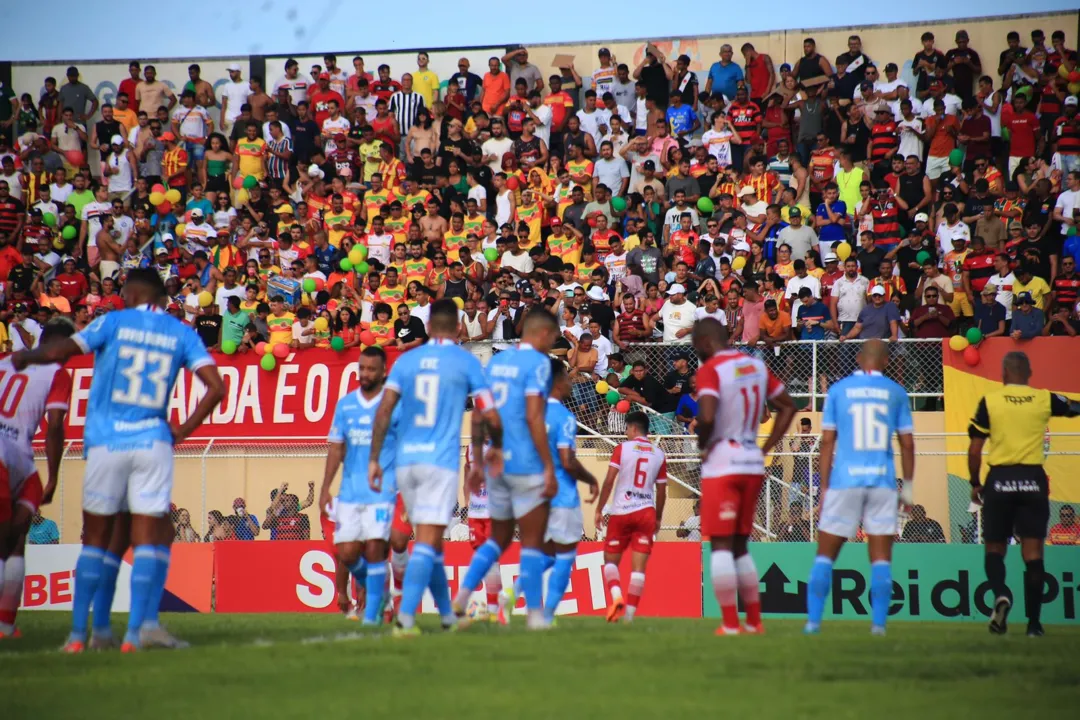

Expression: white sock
xmin=0 ymin=557 xmax=20 ymax=631
xmin=603 ymin=563 xmax=623 ymax=602
xmin=711 ymin=550 xmax=738 ymax=621
xmin=485 ymin=563 xmax=502 ymax=612
xmin=734 ymin=554 xmax=760 ymax=605
xmin=626 ymin=571 xmax=645 ymax=620
xmin=390 ymin=549 xmax=408 ymax=595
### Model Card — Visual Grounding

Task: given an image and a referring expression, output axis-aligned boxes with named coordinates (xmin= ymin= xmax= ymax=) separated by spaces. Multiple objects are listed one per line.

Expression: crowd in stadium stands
xmin=2 ymin=27 xmax=1080 ymax=361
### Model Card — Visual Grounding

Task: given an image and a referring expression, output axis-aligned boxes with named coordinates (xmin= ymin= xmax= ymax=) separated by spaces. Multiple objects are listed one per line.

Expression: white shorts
xmin=83 ymin=442 xmax=174 ymax=516
xmin=488 ymin=472 xmax=546 ymax=521
xmin=818 ymin=487 xmax=898 ymax=539
xmin=99 ymin=260 xmax=120 ymax=281
xmin=545 ymin=505 xmax=584 ymax=545
xmin=334 ymin=501 xmax=393 ymax=543
xmin=397 ymin=464 xmax=458 ymax=527
xmin=925 ymin=155 xmax=950 ymax=180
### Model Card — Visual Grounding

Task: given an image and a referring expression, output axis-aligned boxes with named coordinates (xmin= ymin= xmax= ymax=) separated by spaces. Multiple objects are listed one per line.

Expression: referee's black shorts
xmin=982 ymin=465 xmax=1050 ymax=543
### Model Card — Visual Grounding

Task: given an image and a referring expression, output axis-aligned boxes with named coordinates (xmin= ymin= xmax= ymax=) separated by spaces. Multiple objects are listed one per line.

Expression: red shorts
xmin=701 ymin=474 xmax=764 ymax=538
xmin=468 ymin=517 xmax=491 ymax=549
xmin=604 ymin=507 xmax=656 ymax=555
xmin=0 ymin=464 xmax=42 ymax=525
xmin=391 ymin=494 xmax=413 ymax=537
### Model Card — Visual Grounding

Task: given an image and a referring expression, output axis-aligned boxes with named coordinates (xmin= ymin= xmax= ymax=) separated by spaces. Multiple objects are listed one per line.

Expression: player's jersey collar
xmin=519 ymin=342 xmax=535 ymax=351
xmin=354 ymin=388 xmax=384 ymax=408
xmin=853 ymin=370 xmax=883 ymax=376
xmin=135 ymin=303 xmax=165 ymax=314
xmin=428 ymin=337 xmax=456 ymax=346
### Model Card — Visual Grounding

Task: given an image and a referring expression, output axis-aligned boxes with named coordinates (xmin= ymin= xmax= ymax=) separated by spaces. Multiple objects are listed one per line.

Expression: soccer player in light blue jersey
xmin=319 ymin=346 xmax=399 ymax=626
xmin=806 ymin=339 xmax=915 ymax=636
xmin=12 ymin=269 xmax=225 ymax=653
xmin=368 ymin=299 xmax=501 ymax=636
xmin=452 ymin=310 xmax=559 ymax=630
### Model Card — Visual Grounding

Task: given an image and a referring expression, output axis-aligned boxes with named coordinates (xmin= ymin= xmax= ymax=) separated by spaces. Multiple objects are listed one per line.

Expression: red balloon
xmin=65 ymin=150 xmax=86 ymax=167
xmin=272 ymin=343 xmax=290 ymax=359
xmin=359 ymin=330 xmax=377 ymax=346
xmin=1069 ymin=70 xmax=1080 ymax=83
xmin=156 ymin=201 xmax=172 ymax=215
xmin=313 ymin=278 xmax=325 ymax=292
xmin=232 ymin=175 xmax=245 ymax=189
xmin=256 ymin=342 xmax=268 ymax=356
xmin=151 ymin=183 xmax=166 ymax=194
xmin=587 ymin=216 xmax=598 ymax=228
xmin=506 ymin=176 xmax=520 ymax=190
xmin=615 ymin=399 xmax=631 ymax=413
xmin=963 ymin=346 xmax=980 ymax=367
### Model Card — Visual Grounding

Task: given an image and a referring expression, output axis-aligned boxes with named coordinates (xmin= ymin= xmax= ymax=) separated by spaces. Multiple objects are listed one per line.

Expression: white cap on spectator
xmin=738 ymin=186 xmax=756 ymax=197
xmin=914 ymin=212 xmax=929 ymax=223
xmin=586 ymin=286 xmax=607 ymax=302
xmin=227 ymin=62 xmax=243 ymax=72
xmin=667 ymin=283 xmax=686 ymax=295
xmin=870 ymin=285 xmax=886 ymax=296
xmin=1066 ymin=96 xmax=1079 ymax=107
xmin=110 ymin=134 xmax=125 ymax=145
xmin=161 ymin=232 xmax=174 ymax=242
xmin=824 ymin=252 xmax=838 ymax=262
xmin=733 ymin=241 xmax=751 ymax=252
xmin=190 ymin=208 xmax=204 ymax=219
xmin=156 ymin=246 xmax=169 ymax=255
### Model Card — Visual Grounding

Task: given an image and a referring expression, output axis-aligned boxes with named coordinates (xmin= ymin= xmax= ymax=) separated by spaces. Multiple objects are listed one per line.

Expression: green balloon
xmin=697 ymin=197 xmax=715 ymax=214
xmin=242 ymin=174 xmax=257 ymax=189
xmin=355 ymin=261 xmax=370 ymax=275
xmin=899 ymin=225 xmax=908 ymax=239
xmin=353 ymin=243 xmax=367 ymax=259
xmin=61 ymin=225 xmax=77 ymax=240
xmin=610 ymin=196 xmax=627 ymax=212
xmin=339 ymin=258 xmax=353 ymax=271
xmin=303 ymin=278 xmax=316 ymax=293
xmin=330 ymin=336 xmax=345 ymax=351
xmin=948 ymin=148 xmax=964 ymax=167
xmin=916 ymin=251 xmax=931 ymax=265
xmin=605 ymin=389 xmax=621 ymax=405
xmin=260 ymin=353 xmax=277 ymax=371
xmin=43 ymin=212 xmax=57 ymax=227
xmin=965 ymin=327 xmax=983 ymax=345
xmin=484 ymin=247 xmax=499 ymax=262
xmin=221 ymin=340 xmax=238 ymax=355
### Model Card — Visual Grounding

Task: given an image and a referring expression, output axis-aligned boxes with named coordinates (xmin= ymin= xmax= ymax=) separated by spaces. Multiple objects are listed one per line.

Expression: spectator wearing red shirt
xmin=119 ymin=61 xmax=141 ymax=112
xmin=97 ymin=277 xmax=126 ymax=311
xmin=726 ymin=84 xmax=761 ymax=172
xmin=55 ymin=257 xmax=88 ymax=302
xmin=307 ymin=73 xmax=346 ymax=128
xmin=910 ymin=285 xmax=954 ymax=337
xmin=1048 ymin=505 xmax=1080 ymax=545
xmin=371 ymin=64 xmax=402 ymax=105
xmin=1004 ymin=93 xmax=1039 ymax=179
xmin=958 ymin=97 xmax=992 ymax=170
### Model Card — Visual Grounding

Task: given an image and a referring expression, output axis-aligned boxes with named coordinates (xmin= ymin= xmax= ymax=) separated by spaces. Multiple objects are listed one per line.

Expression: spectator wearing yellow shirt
xmin=322 ymin=193 xmax=355 ymax=248
xmin=412 ymin=52 xmax=440 ymax=107
xmin=1012 ymin=264 xmax=1051 ymax=311
xmin=267 ymin=296 xmax=295 ymax=347
xmin=233 ymin=123 xmax=267 ymax=181
xmin=357 ymin=125 xmax=383 ymax=184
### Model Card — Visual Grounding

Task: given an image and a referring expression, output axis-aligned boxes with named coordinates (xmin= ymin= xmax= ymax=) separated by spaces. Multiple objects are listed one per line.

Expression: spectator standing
xmin=230 ymin=498 xmax=260 ymax=540
xmin=659 ymin=283 xmax=694 ymax=343
xmin=845 ymin=285 xmax=900 ymax=340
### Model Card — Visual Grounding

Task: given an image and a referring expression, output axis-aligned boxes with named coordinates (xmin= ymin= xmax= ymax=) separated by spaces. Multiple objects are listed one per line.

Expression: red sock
xmin=735 ymin=554 xmax=762 ymax=627
xmin=603 ymin=563 xmax=623 ymax=602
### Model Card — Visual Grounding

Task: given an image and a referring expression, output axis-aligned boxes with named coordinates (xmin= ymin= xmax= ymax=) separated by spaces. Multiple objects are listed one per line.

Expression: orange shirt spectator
xmin=1048 ymin=506 xmax=1080 ymax=545
xmin=926 ymin=113 xmax=959 ymax=158
xmin=482 ymin=70 xmax=510 ymax=116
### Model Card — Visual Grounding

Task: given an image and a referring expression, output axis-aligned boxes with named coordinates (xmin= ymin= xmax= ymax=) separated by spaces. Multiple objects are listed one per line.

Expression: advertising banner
xmin=215 ymin=541 xmax=701 ymax=617
xmin=51 ymin=348 xmax=401 ymax=441
xmin=703 ymin=543 xmax=1080 ymax=624
xmin=22 ymin=544 xmax=213 ymax=612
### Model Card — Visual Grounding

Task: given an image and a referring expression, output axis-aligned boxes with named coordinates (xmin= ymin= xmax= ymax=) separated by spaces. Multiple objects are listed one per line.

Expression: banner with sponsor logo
xmin=22 ymin=544 xmax=213 ymax=612
xmin=52 ymin=348 xmax=400 ymax=441
xmin=215 ymin=541 xmax=701 ymax=617
xmin=703 ymin=543 xmax=1080 ymax=624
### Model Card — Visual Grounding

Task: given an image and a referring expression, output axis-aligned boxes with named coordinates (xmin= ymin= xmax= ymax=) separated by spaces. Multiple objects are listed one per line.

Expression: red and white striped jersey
xmin=695 ymin=350 xmax=785 ymax=477
xmin=463 ymin=444 xmax=490 ymax=519
xmin=607 ymin=438 xmax=667 ymax=515
xmin=0 ymin=359 xmax=71 ymax=479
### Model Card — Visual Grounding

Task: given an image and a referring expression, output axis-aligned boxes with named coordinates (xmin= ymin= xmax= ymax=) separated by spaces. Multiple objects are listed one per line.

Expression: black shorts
xmin=981 ymin=465 xmax=1050 ymax=543
xmin=205 ymin=174 xmax=229 ymax=194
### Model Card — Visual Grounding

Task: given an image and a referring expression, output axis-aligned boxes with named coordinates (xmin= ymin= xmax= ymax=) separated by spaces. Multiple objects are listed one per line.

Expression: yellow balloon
xmin=198 ymin=291 xmax=213 ymax=307
xmin=452 ymin=296 xmax=464 ymax=309
xmin=836 ymin=242 xmax=852 ymax=261
xmin=595 ymin=380 xmax=610 ymax=395
xmin=732 ymin=256 xmax=746 ymax=271
xmin=149 ymin=192 xmax=165 ymax=206
xmin=165 ymin=189 xmax=181 ymax=204
xmin=948 ymin=334 xmax=969 ymax=352
xmin=348 ymin=248 xmax=364 ymax=265
xmin=236 ymin=188 xmax=250 ymax=204
xmin=174 ymin=223 xmax=187 ymax=237
xmin=314 ymin=317 xmax=329 ymax=332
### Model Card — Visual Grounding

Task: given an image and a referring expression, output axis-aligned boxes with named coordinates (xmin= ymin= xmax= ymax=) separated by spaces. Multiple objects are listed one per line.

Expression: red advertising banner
xmin=214 ymin=541 xmax=701 ymax=617
xmin=52 ymin=348 xmax=401 ymax=441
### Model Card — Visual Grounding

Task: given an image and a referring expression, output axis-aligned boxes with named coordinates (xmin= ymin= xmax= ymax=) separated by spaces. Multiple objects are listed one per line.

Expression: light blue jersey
xmin=327 ymin=389 xmax=399 ymax=504
xmin=384 ymin=339 xmax=490 ymax=472
xmin=485 ymin=344 xmax=551 ymax=475
xmin=546 ymin=399 xmax=579 ymax=509
xmin=820 ymin=370 xmax=913 ymax=490
xmin=73 ymin=306 xmax=213 ymax=451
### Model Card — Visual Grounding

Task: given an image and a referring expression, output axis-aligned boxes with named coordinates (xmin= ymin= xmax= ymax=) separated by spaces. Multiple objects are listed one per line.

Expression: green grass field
xmin=1 ymin=613 xmax=1077 ymax=719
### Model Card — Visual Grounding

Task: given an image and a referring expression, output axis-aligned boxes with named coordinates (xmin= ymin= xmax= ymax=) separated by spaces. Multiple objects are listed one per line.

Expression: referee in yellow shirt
xmin=968 ymin=351 xmax=1079 ymax=637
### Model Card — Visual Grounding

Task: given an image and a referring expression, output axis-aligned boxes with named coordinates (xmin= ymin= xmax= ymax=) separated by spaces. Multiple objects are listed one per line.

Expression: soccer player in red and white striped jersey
xmin=692 ymin=318 xmax=795 ymax=635
xmin=0 ymin=322 xmax=74 ymax=639
xmin=594 ymin=412 xmax=667 ymax=623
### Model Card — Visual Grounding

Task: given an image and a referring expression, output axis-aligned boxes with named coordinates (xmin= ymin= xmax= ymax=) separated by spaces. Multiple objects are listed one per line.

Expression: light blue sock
xmin=398 ymin=544 xmax=435 ymax=628
xmin=519 ymin=548 xmax=547 ymax=611
xmin=544 ymin=551 xmax=577 ymax=621
xmin=870 ymin=561 xmax=892 ymax=630
xmin=514 ymin=553 xmax=555 ymax=598
xmin=428 ymin=554 xmax=453 ymax=622
xmin=70 ymin=546 xmax=105 ymax=642
xmin=459 ymin=539 xmax=501 ymax=593
xmin=91 ymin=551 xmax=122 ymax=634
xmin=124 ymin=546 xmax=157 ymax=643
xmin=141 ymin=546 xmax=171 ymax=629
xmin=348 ymin=557 xmax=368 ymax=586
xmin=806 ymin=556 xmax=834 ymax=630
xmin=363 ymin=561 xmax=387 ymax=624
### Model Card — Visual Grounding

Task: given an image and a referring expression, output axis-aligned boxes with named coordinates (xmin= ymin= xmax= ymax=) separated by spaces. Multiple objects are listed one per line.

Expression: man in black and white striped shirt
xmin=389 ymin=74 xmax=425 ymax=157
